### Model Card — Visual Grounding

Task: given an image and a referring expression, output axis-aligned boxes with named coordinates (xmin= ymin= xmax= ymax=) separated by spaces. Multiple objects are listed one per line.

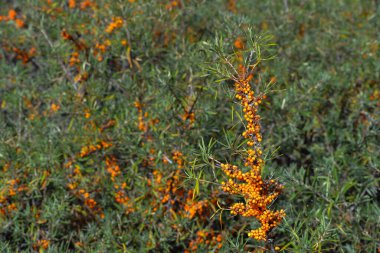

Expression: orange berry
xmin=8 ymin=9 xmax=17 ymax=20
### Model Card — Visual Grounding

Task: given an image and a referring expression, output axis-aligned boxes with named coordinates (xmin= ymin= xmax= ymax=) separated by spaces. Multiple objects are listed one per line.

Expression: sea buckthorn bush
xmin=0 ymin=1 xmax=378 ymax=252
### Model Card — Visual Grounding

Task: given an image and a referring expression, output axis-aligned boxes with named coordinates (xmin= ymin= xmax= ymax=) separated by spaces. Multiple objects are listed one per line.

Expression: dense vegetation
xmin=0 ymin=1 xmax=378 ymax=252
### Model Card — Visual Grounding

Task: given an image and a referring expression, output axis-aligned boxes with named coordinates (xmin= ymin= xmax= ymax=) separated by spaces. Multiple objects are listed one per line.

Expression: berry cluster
xmin=221 ymin=38 xmax=285 ymax=241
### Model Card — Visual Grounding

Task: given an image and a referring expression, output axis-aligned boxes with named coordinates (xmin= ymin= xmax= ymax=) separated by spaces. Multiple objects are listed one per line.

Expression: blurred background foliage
xmin=0 ymin=0 xmax=378 ymax=252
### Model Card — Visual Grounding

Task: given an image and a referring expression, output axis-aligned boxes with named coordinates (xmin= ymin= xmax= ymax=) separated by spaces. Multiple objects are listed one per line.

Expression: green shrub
xmin=0 ymin=1 xmax=378 ymax=252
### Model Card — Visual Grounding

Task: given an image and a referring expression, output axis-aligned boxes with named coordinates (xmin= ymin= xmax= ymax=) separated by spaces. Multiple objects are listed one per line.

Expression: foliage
xmin=0 ymin=0 xmax=378 ymax=252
